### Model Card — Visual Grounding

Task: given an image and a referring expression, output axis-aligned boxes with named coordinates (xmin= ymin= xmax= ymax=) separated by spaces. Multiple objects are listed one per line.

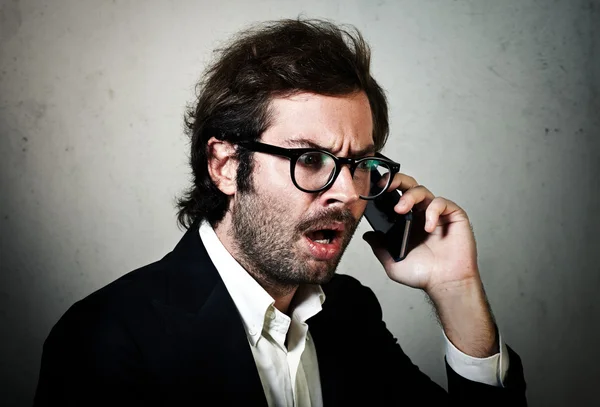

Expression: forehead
xmin=262 ymin=91 xmax=374 ymax=154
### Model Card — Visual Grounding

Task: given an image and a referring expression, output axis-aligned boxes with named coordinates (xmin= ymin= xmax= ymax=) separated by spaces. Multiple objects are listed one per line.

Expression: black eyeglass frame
xmin=236 ymin=140 xmax=401 ymax=200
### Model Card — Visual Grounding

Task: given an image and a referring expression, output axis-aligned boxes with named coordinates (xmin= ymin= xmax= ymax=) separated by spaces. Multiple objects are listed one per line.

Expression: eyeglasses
xmin=235 ymin=140 xmax=400 ymax=200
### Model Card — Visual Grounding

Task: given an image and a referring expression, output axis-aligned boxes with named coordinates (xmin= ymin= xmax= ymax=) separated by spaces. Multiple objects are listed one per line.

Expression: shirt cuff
xmin=443 ymin=330 xmax=509 ymax=387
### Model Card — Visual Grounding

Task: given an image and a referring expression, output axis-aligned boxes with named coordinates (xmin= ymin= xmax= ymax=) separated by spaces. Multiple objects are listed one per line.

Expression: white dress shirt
xmin=199 ymin=221 xmax=509 ymax=406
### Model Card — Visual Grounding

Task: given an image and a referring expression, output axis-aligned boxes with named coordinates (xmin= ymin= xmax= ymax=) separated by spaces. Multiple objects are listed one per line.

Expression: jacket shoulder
xmin=323 ymin=273 xmax=366 ymax=293
xmin=47 ymin=254 xmax=173 ymax=346
xmin=320 ymin=273 xmax=383 ymax=319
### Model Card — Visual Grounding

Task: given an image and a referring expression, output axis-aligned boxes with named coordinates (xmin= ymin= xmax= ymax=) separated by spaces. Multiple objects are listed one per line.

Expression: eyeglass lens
xmin=294 ymin=152 xmax=391 ymax=198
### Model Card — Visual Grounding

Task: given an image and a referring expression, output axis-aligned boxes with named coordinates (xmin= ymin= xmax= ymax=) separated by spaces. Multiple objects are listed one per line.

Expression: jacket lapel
xmin=151 ymin=223 xmax=267 ymax=406
xmin=307 ymin=310 xmax=344 ymax=407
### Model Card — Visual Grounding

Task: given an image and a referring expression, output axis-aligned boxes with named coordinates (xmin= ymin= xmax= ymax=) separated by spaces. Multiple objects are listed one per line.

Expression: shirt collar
xmin=292 ymin=284 xmax=326 ymax=323
xmin=199 ymin=221 xmax=325 ymax=347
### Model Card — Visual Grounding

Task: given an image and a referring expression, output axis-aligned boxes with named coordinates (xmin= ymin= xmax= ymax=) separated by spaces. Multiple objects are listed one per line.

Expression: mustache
xmin=295 ymin=208 xmax=357 ymax=234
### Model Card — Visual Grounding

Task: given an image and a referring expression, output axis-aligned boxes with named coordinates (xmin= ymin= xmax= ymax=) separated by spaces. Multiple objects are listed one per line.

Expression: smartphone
xmin=364 ymin=174 xmax=413 ymax=262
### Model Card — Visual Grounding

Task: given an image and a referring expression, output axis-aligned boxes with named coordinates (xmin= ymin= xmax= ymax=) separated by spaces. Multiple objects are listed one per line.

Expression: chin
xmin=303 ymin=260 xmax=338 ymax=285
xmin=315 ymin=271 xmax=336 ymax=284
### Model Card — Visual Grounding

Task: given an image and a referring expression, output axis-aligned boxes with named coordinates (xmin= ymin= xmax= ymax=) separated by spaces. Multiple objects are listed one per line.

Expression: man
xmin=34 ymin=19 xmax=527 ymax=406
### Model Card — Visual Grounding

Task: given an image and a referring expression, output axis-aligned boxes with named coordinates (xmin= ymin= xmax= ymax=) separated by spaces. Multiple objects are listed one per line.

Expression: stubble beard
xmin=230 ymin=187 xmax=360 ymax=296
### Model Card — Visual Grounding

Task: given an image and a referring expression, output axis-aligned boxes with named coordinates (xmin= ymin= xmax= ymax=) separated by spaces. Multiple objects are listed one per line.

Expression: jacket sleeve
xmin=357 ymin=283 xmax=528 ymax=406
xmin=33 ymin=301 xmax=153 ymax=407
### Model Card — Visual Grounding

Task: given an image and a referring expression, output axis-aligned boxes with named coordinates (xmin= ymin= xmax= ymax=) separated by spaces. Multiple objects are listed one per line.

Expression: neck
xmin=266 ymin=284 xmax=298 ymax=315
xmin=214 ymin=217 xmax=299 ymax=315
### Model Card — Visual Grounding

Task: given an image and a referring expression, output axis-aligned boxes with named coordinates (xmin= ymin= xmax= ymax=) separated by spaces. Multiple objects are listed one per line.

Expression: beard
xmin=230 ymin=186 xmax=360 ymax=293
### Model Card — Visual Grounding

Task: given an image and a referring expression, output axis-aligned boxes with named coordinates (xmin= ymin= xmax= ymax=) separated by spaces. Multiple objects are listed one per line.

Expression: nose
xmin=319 ymin=165 xmax=360 ymax=206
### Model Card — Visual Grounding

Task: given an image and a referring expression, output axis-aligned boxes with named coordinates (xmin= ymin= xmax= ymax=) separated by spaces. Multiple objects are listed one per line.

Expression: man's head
xmin=177 ymin=19 xmax=389 ymax=288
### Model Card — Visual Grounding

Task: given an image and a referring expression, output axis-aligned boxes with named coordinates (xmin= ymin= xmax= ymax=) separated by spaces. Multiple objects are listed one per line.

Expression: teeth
xmin=314 ymin=239 xmax=331 ymax=244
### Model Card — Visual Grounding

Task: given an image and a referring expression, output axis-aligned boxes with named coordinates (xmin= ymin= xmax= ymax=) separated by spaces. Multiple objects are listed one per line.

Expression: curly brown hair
xmin=176 ymin=18 xmax=389 ymax=229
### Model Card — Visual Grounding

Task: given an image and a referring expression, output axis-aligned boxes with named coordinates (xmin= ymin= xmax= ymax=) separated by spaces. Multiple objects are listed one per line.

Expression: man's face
xmin=230 ymin=91 xmax=373 ymax=287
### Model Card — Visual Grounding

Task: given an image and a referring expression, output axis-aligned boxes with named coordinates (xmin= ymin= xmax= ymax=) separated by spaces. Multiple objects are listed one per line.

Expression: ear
xmin=207 ymin=137 xmax=238 ymax=196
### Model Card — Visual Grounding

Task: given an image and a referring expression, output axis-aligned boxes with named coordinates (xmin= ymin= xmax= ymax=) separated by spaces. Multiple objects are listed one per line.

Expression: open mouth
xmin=306 ymin=229 xmax=339 ymax=245
xmin=302 ymin=223 xmax=345 ymax=261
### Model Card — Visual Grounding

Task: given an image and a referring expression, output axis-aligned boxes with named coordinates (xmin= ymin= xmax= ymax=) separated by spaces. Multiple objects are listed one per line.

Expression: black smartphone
xmin=364 ymin=173 xmax=413 ymax=262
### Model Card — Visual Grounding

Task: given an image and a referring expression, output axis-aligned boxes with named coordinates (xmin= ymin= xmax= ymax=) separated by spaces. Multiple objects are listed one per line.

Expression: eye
xmin=298 ymin=152 xmax=328 ymax=169
xmin=357 ymin=159 xmax=379 ymax=171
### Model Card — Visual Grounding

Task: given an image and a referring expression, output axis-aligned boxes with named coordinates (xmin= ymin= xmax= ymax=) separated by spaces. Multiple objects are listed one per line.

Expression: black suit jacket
xmin=34 ymin=223 xmax=527 ymax=406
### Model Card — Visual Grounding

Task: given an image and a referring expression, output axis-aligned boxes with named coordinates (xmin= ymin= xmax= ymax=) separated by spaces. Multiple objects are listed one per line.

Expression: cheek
xmin=253 ymin=156 xmax=290 ymax=189
xmin=354 ymin=200 xmax=368 ymax=219
xmin=253 ymin=156 xmax=313 ymax=211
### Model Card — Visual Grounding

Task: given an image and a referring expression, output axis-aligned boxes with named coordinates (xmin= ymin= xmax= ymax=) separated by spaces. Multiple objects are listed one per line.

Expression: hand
xmin=363 ymin=173 xmax=499 ymax=357
xmin=362 ymin=173 xmax=480 ymax=295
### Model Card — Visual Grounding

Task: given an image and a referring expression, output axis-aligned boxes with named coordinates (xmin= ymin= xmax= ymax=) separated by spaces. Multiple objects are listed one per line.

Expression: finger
xmin=395 ymin=185 xmax=435 ymax=214
xmin=424 ymin=197 xmax=462 ymax=232
xmin=387 ymin=173 xmax=419 ymax=193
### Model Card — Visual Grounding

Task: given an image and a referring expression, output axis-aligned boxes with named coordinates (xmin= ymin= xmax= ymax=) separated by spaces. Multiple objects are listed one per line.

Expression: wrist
xmin=426 ymin=278 xmax=499 ymax=357
xmin=426 ymin=276 xmax=482 ymax=304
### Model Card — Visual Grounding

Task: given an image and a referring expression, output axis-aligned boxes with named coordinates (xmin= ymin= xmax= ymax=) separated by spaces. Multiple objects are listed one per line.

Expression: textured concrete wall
xmin=1 ymin=1 xmax=598 ymax=405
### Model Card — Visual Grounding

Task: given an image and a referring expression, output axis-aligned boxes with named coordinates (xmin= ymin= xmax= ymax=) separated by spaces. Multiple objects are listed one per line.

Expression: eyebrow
xmin=285 ymin=138 xmax=376 ymax=158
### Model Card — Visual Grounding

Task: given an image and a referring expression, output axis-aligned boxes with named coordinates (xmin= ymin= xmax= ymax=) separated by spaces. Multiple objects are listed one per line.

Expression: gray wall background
xmin=1 ymin=0 xmax=598 ymax=405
